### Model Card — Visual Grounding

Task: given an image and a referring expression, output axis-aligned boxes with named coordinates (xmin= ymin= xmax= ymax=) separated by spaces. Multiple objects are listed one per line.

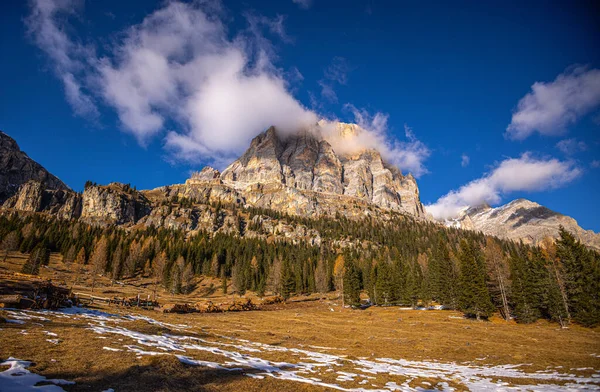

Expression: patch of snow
xmin=10 ymin=308 xmax=600 ymax=392
xmin=0 ymin=357 xmax=74 ymax=391
xmin=5 ymin=319 xmax=26 ymax=324
xmin=102 ymin=347 xmax=122 ymax=352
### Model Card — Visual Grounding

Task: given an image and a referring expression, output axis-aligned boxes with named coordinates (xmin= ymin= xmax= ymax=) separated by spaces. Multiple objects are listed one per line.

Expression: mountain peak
xmin=215 ymin=125 xmax=426 ymax=217
xmin=0 ymin=131 xmax=69 ymax=203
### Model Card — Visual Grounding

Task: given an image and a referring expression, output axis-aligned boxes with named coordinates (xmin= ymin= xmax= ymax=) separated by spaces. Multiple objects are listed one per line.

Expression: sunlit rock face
xmin=3 ymin=180 xmax=82 ymax=220
xmin=81 ymin=183 xmax=151 ymax=226
xmin=450 ymin=199 xmax=600 ymax=251
xmin=210 ymin=123 xmax=426 ymax=218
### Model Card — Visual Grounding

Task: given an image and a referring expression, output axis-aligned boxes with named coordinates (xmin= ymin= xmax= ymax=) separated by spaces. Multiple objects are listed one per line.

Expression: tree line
xmin=0 ymin=208 xmax=598 ymax=327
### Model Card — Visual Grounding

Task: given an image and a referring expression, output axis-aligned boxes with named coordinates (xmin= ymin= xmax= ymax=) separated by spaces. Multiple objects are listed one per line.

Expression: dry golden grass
xmin=1 ymin=252 xmax=599 ymax=391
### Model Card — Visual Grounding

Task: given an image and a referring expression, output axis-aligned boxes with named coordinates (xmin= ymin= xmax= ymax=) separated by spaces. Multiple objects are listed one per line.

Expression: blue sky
xmin=1 ymin=0 xmax=599 ymax=230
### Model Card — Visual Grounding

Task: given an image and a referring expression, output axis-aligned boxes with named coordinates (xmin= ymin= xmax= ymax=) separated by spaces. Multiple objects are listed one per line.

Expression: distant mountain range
xmin=1 ymin=127 xmax=598 ymax=249
xmin=446 ymin=199 xmax=600 ymax=251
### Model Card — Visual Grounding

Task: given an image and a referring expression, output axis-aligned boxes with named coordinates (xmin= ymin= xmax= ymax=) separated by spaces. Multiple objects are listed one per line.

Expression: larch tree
xmin=267 ymin=256 xmax=282 ymax=295
xmin=1 ymin=230 xmax=20 ymax=262
xmin=75 ymin=247 xmax=86 ymax=264
xmin=111 ymin=244 xmax=123 ymax=281
xmin=181 ymin=262 xmax=194 ymax=295
xmin=484 ymin=237 xmax=511 ymax=320
xmin=152 ymin=251 xmax=167 ymax=300
xmin=315 ymin=256 xmax=329 ymax=294
xmin=333 ymin=254 xmax=345 ymax=309
xmin=90 ymin=236 xmax=109 ymax=292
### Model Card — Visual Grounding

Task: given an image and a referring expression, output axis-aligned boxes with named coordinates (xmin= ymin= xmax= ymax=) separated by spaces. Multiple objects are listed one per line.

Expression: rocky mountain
xmin=3 ymin=126 xmax=599 ymax=251
xmin=167 ymin=124 xmax=426 ymax=218
xmin=0 ymin=131 xmax=68 ymax=203
xmin=449 ymin=198 xmax=600 ymax=251
xmin=0 ymin=124 xmax=425 ymax=245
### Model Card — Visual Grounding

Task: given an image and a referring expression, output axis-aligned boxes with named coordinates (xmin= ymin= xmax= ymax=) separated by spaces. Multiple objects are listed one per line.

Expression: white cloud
xmin=319 ymin=106 xmax=431 ymax=177
xmin=292 ymin=0 xmax=312 ymax=9
xmin=426 ymin=153 xmax=582 ymax=220
xmin=27 ymin=0 xmax=427 ymax=175
xmin=591 ymin=160 xmax=600 ymax=169
xmin=556 ymin=138 xmax=587 ymax=155
xmin=29 ymin=0 xmax=316 ymax=160
xmin=25 ymin=0 xmax=99 ymax=119
xmin=506 ymin=66 xmax=600 ymax=140
xmin=461 ymin=154 xmax=470 ymax=167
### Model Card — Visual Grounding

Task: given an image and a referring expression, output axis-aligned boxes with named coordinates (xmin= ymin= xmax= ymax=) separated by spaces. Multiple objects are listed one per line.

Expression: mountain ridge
xmin=449 ymin=198 xmax=600 ymax=251
xmin=0 ymin=131 xmax=69 ymax=203
xmin=1 ymin=127 xmax=599 ymax=250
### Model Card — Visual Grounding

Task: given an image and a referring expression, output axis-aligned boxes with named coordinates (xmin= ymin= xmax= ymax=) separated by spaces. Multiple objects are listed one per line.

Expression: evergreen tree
xmin=22 ymin=245 xmax=48 ymax=275
xmin=556 ymin=227 xmax=600 ymax=327
xmin=343 ymin=260 xmax=361 ymax=306
xmin=281 ymin=261 xmax=295 ymax=300
xmin=458 ymin=240 xmax=495 ymax=319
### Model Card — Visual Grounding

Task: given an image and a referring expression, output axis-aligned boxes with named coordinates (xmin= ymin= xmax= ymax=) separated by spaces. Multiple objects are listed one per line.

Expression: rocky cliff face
xmin=3 ymin=180 xmax=81 ymax=220
xmin=451 ymin=199 xmax=600 ymax=251
xmin=217 ymin=124 xmax=426 ymax=218
xmin=81 ymin=183 xmax=151 ymax=226
xmin=0 ymin=131 xmax=68 ymax=202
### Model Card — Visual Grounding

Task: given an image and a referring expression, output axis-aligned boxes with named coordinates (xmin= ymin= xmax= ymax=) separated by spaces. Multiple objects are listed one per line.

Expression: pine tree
xmin=170 ymin=256 xmax=184 ymax=294
xmin=111 ymin=244 xmax=123 ymax=280
xmin=556 ymin=227 xmax=600 ymax=327
xmin=343 ymin=260 xmax=361 ymax=307
xmin=22 ymin=246 xmax=48 ymax=275
xmin=232 ymin=261 xmax=246 ymax=296
xmin=458 ymin=240 xmax=495 ymax=320
xmin=281 ymin=261 xmax=295 ymax=301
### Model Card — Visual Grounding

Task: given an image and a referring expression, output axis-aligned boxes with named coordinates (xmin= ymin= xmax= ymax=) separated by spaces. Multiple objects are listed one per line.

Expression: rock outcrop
xmin=451 ymin=199 xmax=600 ymax=251
xmin=216 ymin=124 xmax=426 ymax=218
xmin=0 ymin=131 xmax=68 ymax=203
xmin=81 ymin=183 xmax=151 ymax=226
xmin=3 ymin=180 xmax=81 ymax=220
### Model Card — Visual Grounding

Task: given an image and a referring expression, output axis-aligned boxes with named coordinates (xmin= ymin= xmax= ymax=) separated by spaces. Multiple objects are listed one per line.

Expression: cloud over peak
xmin=506 ymin=66 xmax=600 ymax=140
xmin=426 ymin=153 xmax=582 ymax=220
xmin=318 ymin=106 xmax=430 ymax=178
xmin=26 ymin=0 xmax=430 ymax=176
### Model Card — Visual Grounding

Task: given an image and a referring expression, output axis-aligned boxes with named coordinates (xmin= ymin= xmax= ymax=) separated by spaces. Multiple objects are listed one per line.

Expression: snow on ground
xmin=0 ymin=358 xmax=74 ymax=392
xmin=3 ymin=308 xmax=600 ymax=392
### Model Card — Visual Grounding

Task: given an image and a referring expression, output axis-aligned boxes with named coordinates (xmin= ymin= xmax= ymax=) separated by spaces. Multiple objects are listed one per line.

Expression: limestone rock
xmin=453 ymin=199 xmax=600 ymax=251
xmin=0 ymin=131 xmax=68 ymax=202
xmin=215 ymin=123 xmax=426 ymax=219
xmin=3 ymin=180 xmax=82 ymax=220
xmin=81 ymin=183 xmax=151 ymax=226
